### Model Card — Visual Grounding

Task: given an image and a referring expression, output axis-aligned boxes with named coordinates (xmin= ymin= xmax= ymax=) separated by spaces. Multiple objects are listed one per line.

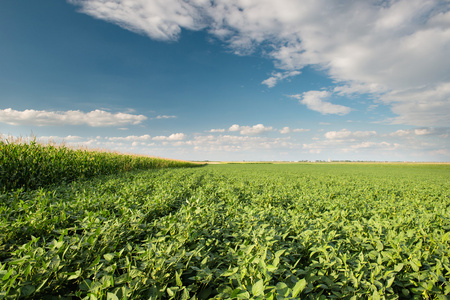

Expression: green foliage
xmin=0 ymin=163 xmax=449 ymax=299
xmin=0 ymin=139 xmax=202 ymax=191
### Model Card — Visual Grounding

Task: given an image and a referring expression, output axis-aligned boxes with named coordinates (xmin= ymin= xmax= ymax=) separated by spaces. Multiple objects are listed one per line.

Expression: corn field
xmin=0 ymin=138 xmax=202 ymax=192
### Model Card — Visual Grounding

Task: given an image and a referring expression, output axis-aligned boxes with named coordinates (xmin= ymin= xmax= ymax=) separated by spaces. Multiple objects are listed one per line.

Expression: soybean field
xmin=1 ymin=163 xmax=449 ymax=299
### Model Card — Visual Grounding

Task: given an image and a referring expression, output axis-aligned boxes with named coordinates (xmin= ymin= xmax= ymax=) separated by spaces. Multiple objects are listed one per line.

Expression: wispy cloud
xmin=290 ymin=91 xmax=351 ymax=115
xmin=69 ymin=0 xmax=450 ymax=126
xmin=0 ymin=108 xmax=147 ymax=127
xmin=228 ymin=124 xmax=273 ymax=135
xmin=156 ymin=115 xmax=177 ymax=119
xmin=262 ymin=70 xmax=301 ymax=88
xmin=68 ymin=0 xmax=205 ymax=41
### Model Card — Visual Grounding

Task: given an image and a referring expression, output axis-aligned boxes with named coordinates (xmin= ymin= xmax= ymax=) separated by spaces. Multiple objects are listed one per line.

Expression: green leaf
xmin=292 ymin=279 xmax=307 ymax=298
xmin=410 ymin=260 xmax=419 ymax=272
xmin=276 ymin=282 xmax=290 ymax=297
xmin=267 ymin=264 xmax=277 ymax=272
xmin=20 ymin=285 xmax=35 ymax=297
xmin=103 ymin=253 xmax=115 ymax=261
xmin=275 ymin=249 xmax=285 ymax=258
xmin=89 ymin=294 xmax=98 ymax=300
xmin=167 ymin=287 xmax=175 ymax=297
xmin=221 ymin=267 xmax=239 ymax=277
xmin=181 ymin=288 xmax=189 ymax=300
xmin=2 ymin=268 xmax=13 ymax=281
xmin=80 ymin=279 xmax=92 ymax=291
xmin=252 ymin=279 xmax=264 ymax=296
xmin=394 ymin=263 xmax=404 ymax=272
xmin=372 ymin=289 xmax=380 ymax=300
xmin=273 ymin=257 xmax=280 ymax=267
xmin=107 ymin=292 xmax=119 ymax=300
xmin=54 ymin=240 xmax=64 ymax=249
xmin=175 ymin=271 xmax=183 ymax=287
xmin=236 ymin=291 xmax=250 ymax=299
xmin=386 ymin=277 xmax=395 ymax=288
xmin=68 ymin=269 xmax=81 ymax=280
xmin=376 ymin=241 xmax=383 ymax=251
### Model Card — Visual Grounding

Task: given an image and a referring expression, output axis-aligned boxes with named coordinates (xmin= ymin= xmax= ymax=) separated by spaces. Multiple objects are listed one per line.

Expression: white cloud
xmin=280 ymin=127 xmax=291 ymax=134
xmin=279 ymin=127 xmax=310 ymax=134
xmin=229 ymin=124 xmax=241 ymax=132
xmin=69 ymin=0 xmax=205 ymax=41
xmin=389 ymin=129 xmax=412 ymax=137
xmin=293 ymin=128 xmax=310 ymax=132
xmin=415 ymin=128 xmax=433 ymax=136
xmin=303 ymin=136 xmax=399 ymax=155
xmin=261 ymin=70 xmax=301 ymax=88
xmin=152 ymin=133 xmax=186 ymax=141
xmin=228 ymin=124 xmax=273 ymax=135
xmin=156 ymin=115 xmax=177 ymax=119
xmin=290 ymin=91 xmax=351 ymax=115
xmin=324 ymin=129 xmax=377 ymax=140
xmin=36 ymin=135 xmax=84 ymax=142
xmin=69 ymin=0 xmax=450 ymax=126
xmin=0 ymin=108 xmax=147 ymax=127
xmin=383 ymin=82 xmax=450 ymax=126
xmin=209 ymin=128 xmax=226 ymax=133
xmin=349 ymin=141 xmax=393 ymax=150
xmin=387 ymin=127 xmax=448 ymax=137
xmin=108 ymin=134 xmax=152 ymax=141
xmin=188 ymin=134 xmax=295 ymax=152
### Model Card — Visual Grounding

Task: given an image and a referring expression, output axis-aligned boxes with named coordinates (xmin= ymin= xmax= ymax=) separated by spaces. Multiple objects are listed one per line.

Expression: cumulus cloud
xmin=388 ymin=129 xmax=412 ymax=137
xmin=324 ymin=129 xmax=377 ymax=140
xmin=280 ymin=127 xmax=310 ymax=134
xmin=261 ymin=70 xmax=301 ymax=88
xmin=280 ymin=127 xmax=291 ymax=134
xmin=228 ymin=124 xmax=241 ymax=132
xmin=303 ymin=135 xmax=398 ymax=155
xmin=387 ymin=127 xmax=448 ymax=137
xmin=228 ymin=124 xmax=273 ymax=135
xmin=347 ymin=142 xmax=399 ymax=151
xmin=69 ymin=0 xmax=450 ymax=126
xmin=0 ymin=108 xmax=147 ymax=127
xmin=108 ymin=134 xmax=152 ymax=141
xmin=209 ymin=128 xmax=226 ymax=133
xmin=290 ymin=91 xmax=352 ymax=115
xmin=152 ymin=133 xmax=186 ymax=141
xmin=188 ymin=134 xmax=295 ymax=152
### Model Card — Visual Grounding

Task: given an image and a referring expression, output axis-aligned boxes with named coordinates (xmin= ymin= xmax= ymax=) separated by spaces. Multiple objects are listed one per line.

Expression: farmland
xmin=1 ymin=157 xmax=449 ymax=298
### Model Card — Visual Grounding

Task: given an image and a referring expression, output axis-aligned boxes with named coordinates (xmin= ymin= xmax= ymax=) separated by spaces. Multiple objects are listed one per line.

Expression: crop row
xmin=0 ymin=139 xmax=202 ymax=191
xmin=0 ymin=163 xmax=449 ymax=299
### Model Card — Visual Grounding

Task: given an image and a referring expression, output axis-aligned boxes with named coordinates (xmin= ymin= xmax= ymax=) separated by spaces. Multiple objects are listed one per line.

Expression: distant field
xmin=1 ymin=162 xmax=449 ymax=299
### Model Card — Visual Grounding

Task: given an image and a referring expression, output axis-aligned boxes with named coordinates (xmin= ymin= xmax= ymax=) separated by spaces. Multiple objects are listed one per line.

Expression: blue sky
xmin=1 ymin=0 xmax=449 ymax=161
